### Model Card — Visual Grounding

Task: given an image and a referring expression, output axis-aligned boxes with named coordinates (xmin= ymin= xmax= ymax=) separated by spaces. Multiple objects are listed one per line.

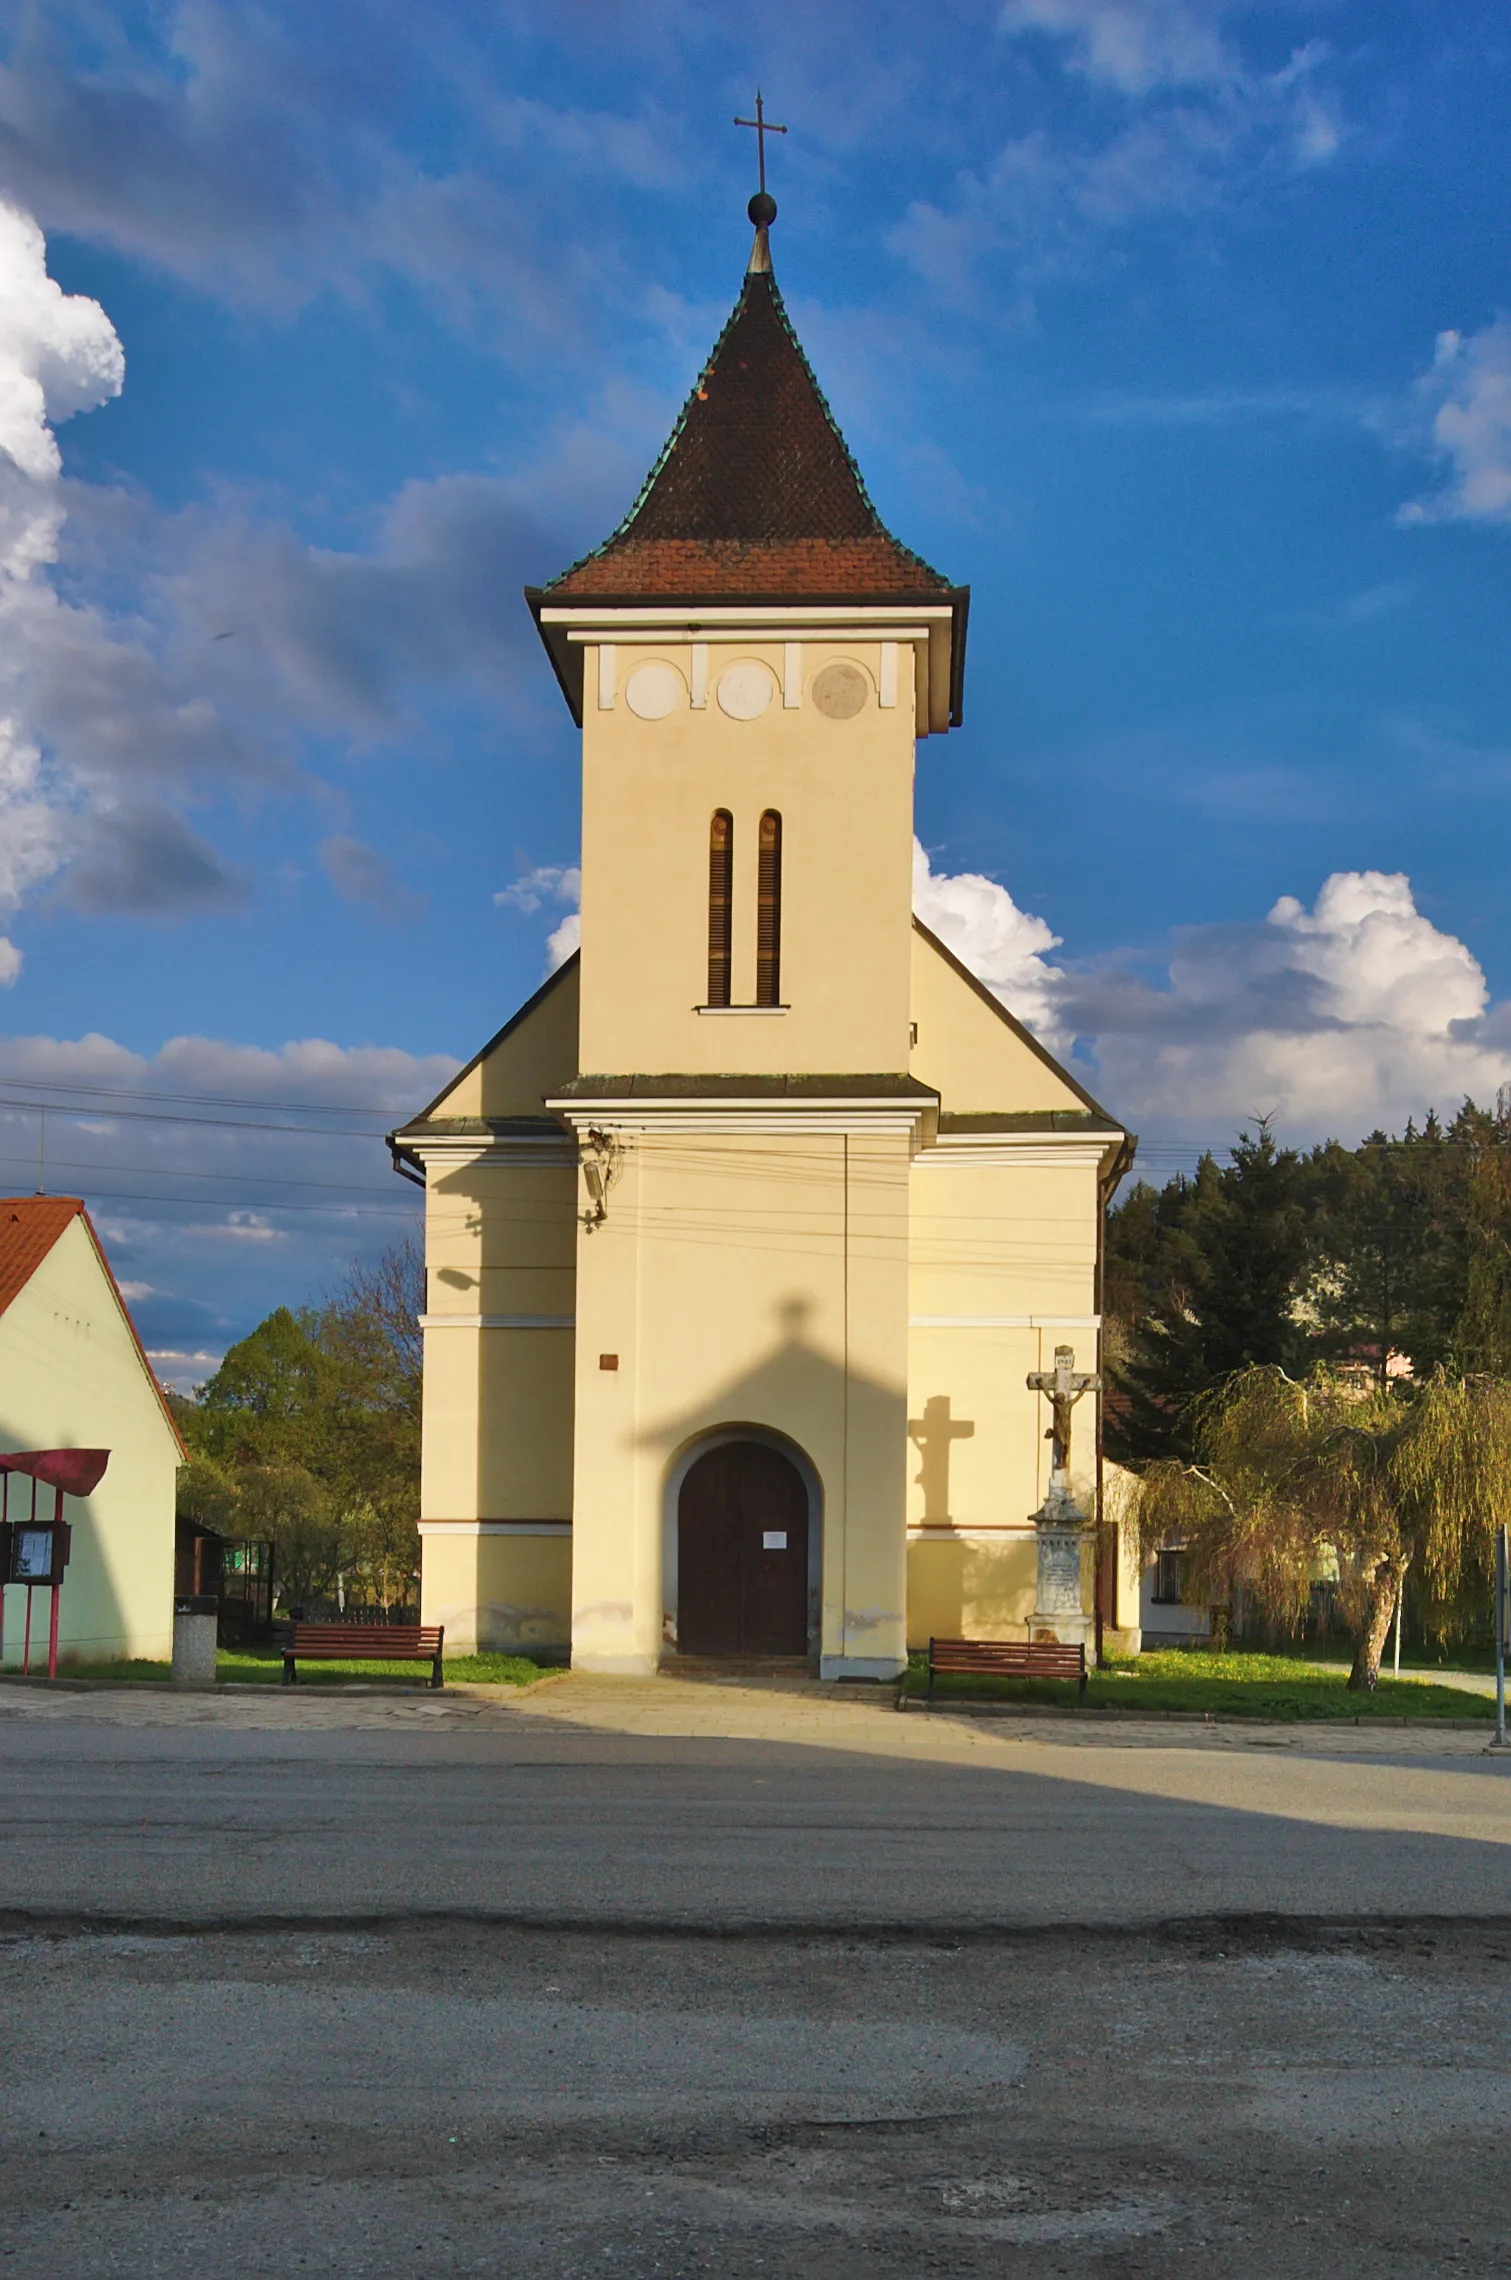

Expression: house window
xmin=1152 ymin=1548 xmax=1186 ymax=1605
xmin=756 ymin=810 xmax=782 ymax=1006
xmin=707 ymin=810 xmax=733 ymax=1007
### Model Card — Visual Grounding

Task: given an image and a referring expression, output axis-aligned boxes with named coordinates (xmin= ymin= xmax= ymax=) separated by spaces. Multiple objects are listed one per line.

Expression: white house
xmin=0 ymin=1197 xmax=182 ymax=1669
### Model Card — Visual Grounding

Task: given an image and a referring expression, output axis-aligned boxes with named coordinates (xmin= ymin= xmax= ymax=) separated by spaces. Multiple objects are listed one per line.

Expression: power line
xmin=0 ymin=1097 xmax=392 ymax=1140
xmin=67 ymin=1192 xmax=420 ymax=1219
xmin=0 ymin=1073 xmax=422 ymax=1117
xmin=0 ymin=1150 xmax=411 ymax=1199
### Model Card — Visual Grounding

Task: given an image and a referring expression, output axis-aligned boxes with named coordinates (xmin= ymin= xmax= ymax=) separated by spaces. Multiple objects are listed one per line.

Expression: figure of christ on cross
xmin=1026 ymin=1344 xmax=1101 ymax=1489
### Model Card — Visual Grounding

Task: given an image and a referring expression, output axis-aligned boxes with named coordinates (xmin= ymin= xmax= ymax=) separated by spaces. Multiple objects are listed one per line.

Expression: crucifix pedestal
xmin=1025 ymin=1345 xmax=1099 ymax=1654
xmin=1028 ymin=1476 xmax=1095 ymax=1653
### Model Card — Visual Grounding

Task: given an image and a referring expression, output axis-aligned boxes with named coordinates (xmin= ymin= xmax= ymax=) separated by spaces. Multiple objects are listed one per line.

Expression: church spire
xmin=529 ymin=92 xmax=969 ymax=727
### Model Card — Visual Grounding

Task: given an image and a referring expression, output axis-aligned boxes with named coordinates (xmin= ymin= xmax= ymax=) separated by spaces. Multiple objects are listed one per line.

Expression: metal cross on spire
xmin=735 ymin=89 xmax=787 ymax=198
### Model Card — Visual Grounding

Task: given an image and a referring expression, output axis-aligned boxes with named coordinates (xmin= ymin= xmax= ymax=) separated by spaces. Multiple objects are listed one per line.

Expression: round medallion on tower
xmin=625 ymin=661 xmax=682 ymax=720
xmin=811 ymin=661 xmax=869 ymax=720
xmin=717 ymin=660 xmax=774 ymax=720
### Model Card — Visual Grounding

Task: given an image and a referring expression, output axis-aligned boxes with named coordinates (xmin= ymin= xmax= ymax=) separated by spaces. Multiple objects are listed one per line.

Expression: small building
xmin=391 ymin=200 xmax=1141 ymax=1675
xmin=1139 ymin=1545 xmax=1211 ymax=1649
xmin=0 ymin=1197 xmax=182 ymax=1668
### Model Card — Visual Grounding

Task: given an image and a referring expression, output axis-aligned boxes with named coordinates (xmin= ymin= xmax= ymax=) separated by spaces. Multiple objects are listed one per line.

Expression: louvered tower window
xmin=756 ymin=810 xmax=782 ymax=1007
xmin=707 ymin=810 xmax=734 ymax=1007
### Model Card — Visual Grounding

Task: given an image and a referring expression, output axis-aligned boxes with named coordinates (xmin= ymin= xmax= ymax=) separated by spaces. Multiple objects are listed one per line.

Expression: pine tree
xmin=1107 ymin=1125 xmax=1311 ymax=1461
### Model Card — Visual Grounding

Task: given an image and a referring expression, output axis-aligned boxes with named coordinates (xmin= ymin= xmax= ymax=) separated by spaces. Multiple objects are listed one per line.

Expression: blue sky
xmin=2 ymin=1 xmax=1510 ymax=1380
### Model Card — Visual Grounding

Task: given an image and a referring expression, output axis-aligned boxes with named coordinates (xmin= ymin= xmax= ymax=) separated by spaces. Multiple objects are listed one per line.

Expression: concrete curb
xmin=898 ymin=1695 xmax=1497 ymax=1732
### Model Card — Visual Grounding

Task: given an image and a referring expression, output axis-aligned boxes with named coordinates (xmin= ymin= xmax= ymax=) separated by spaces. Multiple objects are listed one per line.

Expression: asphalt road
xmin=0 ymin=1683 xmax=1506 ymax=1929
xmin=0 ymin=1680 xmax=1507 ymax=2277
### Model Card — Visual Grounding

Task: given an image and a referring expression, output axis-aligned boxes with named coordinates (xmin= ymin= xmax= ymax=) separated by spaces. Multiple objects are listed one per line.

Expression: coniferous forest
xmin=1105 ymin=1100 xmax=1511 ymax=1670
xmin=1105 ymin=1097 xmax=1511 ymax=1464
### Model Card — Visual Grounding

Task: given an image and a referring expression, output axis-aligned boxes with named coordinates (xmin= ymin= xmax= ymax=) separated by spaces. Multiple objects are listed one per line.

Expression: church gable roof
xmin=910 ymin=920 xmax=1130 ymax=1156
xmin=544 ymin=269 xmax=952 ymax=603
xmin=389 ymin=953 xmax=581 ymax=1155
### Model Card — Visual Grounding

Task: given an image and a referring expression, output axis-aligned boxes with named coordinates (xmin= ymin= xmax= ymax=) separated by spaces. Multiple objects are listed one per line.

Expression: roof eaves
xmin=390 ymin=954 xmax=580 ymax=1139
xmin=552 ymin=1072 xmax=938 ymax=1102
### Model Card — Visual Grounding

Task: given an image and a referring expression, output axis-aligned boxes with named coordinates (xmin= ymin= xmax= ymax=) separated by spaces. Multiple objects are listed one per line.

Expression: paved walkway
xmin=0 ymin=1662 xmax=1501 ymax=1757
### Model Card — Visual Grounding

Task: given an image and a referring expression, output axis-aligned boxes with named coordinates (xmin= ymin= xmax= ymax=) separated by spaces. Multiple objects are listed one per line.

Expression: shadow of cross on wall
xmin=906 ymin=1396 xmax=975 ymax=1525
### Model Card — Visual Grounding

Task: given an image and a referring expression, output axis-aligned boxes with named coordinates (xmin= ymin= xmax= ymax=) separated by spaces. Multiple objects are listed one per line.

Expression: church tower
xmin=393 ymin=172 xmax=1135 ymax=1679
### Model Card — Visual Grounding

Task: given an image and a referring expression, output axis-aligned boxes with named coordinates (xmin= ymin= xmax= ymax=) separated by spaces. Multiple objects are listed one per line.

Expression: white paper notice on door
xmin=762 ymin=1531 xmax=787 ymax=1550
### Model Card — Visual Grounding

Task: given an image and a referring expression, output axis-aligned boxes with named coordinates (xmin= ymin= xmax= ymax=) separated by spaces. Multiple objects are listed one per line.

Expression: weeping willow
xmin=1131 ymin=1366 xmax=1510 ymax=1689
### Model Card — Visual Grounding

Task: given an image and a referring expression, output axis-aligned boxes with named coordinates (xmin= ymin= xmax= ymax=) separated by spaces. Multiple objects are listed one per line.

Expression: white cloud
xmin=0 ymin=203 xmax=247 ymax=928
xmin=912 ymin=838 xmax=1066 ymax=1041
xmin=1401 ymin=319 xmax=1511 ymax=527
xmin=0 ymin=199 xmax=121 ymax=521
xmin=913 ymin=846 xmax=1511 ymax=1147
xmin=546 ymin=911 xmax=581 ymax=971
xmin=0 ymin=203 xmax=145 ymax=931
xmin=0 ymin=1026 xmax=456 ymax=1378
xmin=496 ymin=860 xmax=582 ymax=973
xmin=897 ymin=8 xmax=1339 ymax=296
xmin=186 ymin=1211 xmax=285 ymax=1243
xmin=0 ymin=196 xmax=658 ymax=934
xmin=494 ymin=861 xmax=581 ymax=915
xmin=0 ymin=10 xmax=683 ymax=332
xmin=999 ymin=0 xmax=1240 ymax=95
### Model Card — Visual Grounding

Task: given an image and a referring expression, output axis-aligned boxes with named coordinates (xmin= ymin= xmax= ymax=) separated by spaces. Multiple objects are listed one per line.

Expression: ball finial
xmin=748 ymin=189 xmax=777 ymax=229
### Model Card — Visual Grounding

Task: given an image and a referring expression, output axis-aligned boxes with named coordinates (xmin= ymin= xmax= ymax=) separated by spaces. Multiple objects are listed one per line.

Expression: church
xmin=390 ymin=181 xmax=1139 ymax=1678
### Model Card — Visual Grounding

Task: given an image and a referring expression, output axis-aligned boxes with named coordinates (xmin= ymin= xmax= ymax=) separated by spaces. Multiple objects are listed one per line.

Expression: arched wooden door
xmin=677 ymin=1441 xmax=810 ymax=1657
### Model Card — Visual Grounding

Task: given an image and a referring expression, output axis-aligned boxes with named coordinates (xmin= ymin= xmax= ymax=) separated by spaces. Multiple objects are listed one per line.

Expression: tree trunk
xmin=1348 ymin=1560 xmax=1401 ymax=1691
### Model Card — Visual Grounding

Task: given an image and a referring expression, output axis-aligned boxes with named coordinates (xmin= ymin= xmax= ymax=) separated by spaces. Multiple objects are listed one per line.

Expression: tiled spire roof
xmin=545 ymin=267 xmax=952 ymax=600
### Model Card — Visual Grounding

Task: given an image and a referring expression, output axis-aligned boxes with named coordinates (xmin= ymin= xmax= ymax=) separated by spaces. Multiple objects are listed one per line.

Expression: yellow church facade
xmin=392 ymin=206 xmax=1136 ymax=1678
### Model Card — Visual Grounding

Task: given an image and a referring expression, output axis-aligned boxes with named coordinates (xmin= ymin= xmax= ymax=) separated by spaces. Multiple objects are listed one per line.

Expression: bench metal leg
xmin=431 ymin=1654 xmax=444 ymax=1690
xmin=282 ymin=1656 xmax=296 ymax=1686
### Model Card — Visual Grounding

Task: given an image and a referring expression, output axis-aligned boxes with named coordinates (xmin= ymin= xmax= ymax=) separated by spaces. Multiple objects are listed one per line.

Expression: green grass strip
xmin=903 ymin=1645 xmax=1494 ymax=1718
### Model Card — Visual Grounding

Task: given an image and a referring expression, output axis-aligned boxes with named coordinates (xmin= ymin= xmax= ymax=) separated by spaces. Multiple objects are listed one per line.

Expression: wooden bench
xmin=280 ymin=1623 xmax=445 ymax=1688
xmin=926 ymin=1636 xmax=1086 ymax=1707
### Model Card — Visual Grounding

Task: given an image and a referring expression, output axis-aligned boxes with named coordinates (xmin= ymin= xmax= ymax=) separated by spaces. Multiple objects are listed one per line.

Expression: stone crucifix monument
xmin=1025 ymin=1344 xmax=1101 ymax=1650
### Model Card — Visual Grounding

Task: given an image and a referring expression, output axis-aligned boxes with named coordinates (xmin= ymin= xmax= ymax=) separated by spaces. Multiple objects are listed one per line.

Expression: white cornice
xmin=917 ymin=1137 xmax=1119 ymax=1169
xmin=540 ymin=603 xmax=954 ymax=630
xmin=418 ymin=1519 xmax=572 ymax=1537
xmin=907 ymin=1523 xmax=1041 ymax=1539
xmin=565 ymin=625 xmax=933 ymax=648
xmin=909 ymin=1314 xmax=1101 ymax=1330
xmin=548 ymin=1096 xmax=932 ymax=1139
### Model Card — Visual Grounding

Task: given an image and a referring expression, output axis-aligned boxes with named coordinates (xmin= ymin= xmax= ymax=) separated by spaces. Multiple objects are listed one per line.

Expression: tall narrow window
xmin=707 ymin=810 xmax=733 ymax=1007
xmin=756 ymin=810 xmax=782 ymax=1007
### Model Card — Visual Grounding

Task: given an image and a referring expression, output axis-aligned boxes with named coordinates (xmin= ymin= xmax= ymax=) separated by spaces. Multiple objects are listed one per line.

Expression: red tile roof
xmin=0 ymin=1196 xmax=184 ymax=1451
xmin=546 ymin=269 xmax=953 ymax=602
xmin=0 ymin=1197 xmax=84 ymax=1321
